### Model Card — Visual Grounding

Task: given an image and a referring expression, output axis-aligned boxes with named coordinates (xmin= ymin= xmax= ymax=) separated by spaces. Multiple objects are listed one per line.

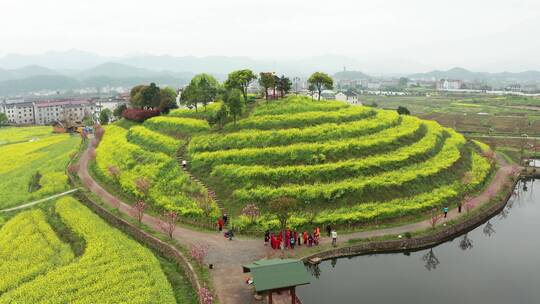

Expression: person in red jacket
xmin=217 ymin=218 xmax=224 ymax=232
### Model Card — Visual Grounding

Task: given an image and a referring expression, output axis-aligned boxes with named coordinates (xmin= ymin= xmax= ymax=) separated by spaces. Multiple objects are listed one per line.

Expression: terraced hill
xmin=95 ymin=96 xmax=494 ymax=232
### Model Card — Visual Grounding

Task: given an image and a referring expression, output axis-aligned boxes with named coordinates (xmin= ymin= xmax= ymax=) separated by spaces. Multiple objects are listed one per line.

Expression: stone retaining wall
xmin=304 ymin=179 xmax=518 ymax=262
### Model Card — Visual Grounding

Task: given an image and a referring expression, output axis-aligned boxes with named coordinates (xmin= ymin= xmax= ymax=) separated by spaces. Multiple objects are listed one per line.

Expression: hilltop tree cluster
xmin=129 ymin=82 xmax=178 ymax=114
xmin=126 ymin=70 xmax=333 ymax=124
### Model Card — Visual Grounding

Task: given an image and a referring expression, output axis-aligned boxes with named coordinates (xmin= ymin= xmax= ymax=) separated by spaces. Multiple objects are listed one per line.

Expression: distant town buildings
xmin=436 ymin=79 xmax=463 ymax=91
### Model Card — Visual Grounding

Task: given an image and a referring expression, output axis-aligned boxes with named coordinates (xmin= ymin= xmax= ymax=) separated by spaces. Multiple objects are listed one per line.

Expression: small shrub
xmin=122 ymin=108 xmax=161 ymax=122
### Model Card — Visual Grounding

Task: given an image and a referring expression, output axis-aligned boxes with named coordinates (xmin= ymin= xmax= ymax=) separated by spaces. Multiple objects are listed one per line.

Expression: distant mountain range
xmin=0 ymin=62 xmax=195 ymax=96
xmin=1 ymin=51 xmax=540 ymax=96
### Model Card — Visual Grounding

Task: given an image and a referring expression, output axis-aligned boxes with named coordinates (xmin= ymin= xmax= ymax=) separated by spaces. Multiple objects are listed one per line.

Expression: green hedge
xmin=189 ymin=110 xmax=400 ymax=153
xmin=191 ymin=116 xmax=424 ymax=168
xmin=224 ymin=106 xmax=374 ymax=131
xmin=233 ymin=130 xmax=466 ymax=204
xmin=251 ymin=96 xmax=350 ymax=116
xmin=127 ymin=126 xmax=183 ymax=156
xmin=144 ymin=116 xmax=210 ymax=137
xmin=212 ymin=121 xmax=445 ymax=187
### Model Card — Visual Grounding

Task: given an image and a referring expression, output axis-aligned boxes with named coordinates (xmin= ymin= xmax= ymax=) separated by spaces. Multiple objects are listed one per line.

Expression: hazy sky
xmin=1 ymin=0 xmax=539 ymax=72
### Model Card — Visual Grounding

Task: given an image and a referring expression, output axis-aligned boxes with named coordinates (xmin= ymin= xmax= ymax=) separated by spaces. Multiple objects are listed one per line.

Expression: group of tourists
xmin=264 ymin=226 xmax=338 ymax=249
xmin=217 ymin=213 xmax=234 ymax=240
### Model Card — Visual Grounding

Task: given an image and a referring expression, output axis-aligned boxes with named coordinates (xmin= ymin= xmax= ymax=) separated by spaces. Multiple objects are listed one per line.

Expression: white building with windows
xmin=0 ymin=100 xmax=35 ymax=124
xmin=34 ymin=100 xmax=98 ymax=125
xmin=335 ymin=91 xmax=361 ymax=104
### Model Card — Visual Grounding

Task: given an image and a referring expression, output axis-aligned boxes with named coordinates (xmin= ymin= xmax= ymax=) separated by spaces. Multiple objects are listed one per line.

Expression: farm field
xmin=0 ymin=196 xmax=196 ymax=304
xmin=360 ymin=93 xmax=540 ymax=136
xmin=94 ymin=95 xmax=495 ymax=232
xmin=0 ymin=127 xmax=80 ymax=209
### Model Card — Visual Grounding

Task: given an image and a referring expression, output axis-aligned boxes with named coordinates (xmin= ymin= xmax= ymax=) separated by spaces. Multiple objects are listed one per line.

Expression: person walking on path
xmin=222 ymin=213 xmax=228 ymax=225
xmin=331 ymin=229 xmax=338 ymax=247
xmin=181 ymin=159 xmax=187 ymax=169
xmin=303 ymin=231 xmax=308 ymax=246
xmin=217 ymin=218 xmax=224 ymax=232
xmin=326 ymin=225 xmax=332 ymax=237
xmin=443 ymin=207 xmax=449 ymax=218
xmin=264 ymin=230 xmax=270 ymax=246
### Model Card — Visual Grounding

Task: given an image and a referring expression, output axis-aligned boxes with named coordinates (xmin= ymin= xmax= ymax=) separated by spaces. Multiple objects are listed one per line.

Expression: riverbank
xmin=302 ymin=167 xmax=519 ymax=262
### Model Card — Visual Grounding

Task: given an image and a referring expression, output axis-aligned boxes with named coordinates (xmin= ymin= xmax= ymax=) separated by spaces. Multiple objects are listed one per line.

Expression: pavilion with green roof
xmin=243 ymin=258 xmax=310 ymax=304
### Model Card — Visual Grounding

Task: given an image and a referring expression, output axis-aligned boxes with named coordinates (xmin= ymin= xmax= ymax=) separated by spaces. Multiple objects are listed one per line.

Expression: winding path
xmin=0 ymin=189 xmax=79 ymax=213
xmin=76 ymin=146 xmax=516 ymax=304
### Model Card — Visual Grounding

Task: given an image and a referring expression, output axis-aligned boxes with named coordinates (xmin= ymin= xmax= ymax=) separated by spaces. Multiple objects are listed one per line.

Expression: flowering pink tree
xmin=160 ymin=211 xmax=179 ymax=239
xmin=242 ymin=204 xmax=260 ymax=223
xmin=68 ymin=164 xmax=80 ymax=175
xmin=135 ymin=177 xmax=151 ymax=198
xmin=132 ymin=200 xmax=147 ymax=224
xmin=429 ymin=208 xmax=443 ymax=228
xmin=108 ymin=165 xmax=121 ymax=181
xmin=198 ymin=285 xmax=214 ymax=304
xmin=190 ymin=244 xmax=209 ymax=266
xmin=482 ymin=150 xmax=496 ymax=164
xmin=89 ymin=147 xmax=97 ymax=160
xmin=465 ymin=202 xmax=474 ymax=214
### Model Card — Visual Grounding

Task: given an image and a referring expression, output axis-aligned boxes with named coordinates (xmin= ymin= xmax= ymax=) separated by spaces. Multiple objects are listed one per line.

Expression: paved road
xmin=76 ymin=144 xmax=516 ymax=304
xmin=0 ymin=189 xmax=79 ymax=213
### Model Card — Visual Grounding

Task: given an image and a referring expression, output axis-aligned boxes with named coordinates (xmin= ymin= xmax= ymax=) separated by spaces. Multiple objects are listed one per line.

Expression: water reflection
xmin=306 ymin=262 xmax=322 ymax=279
xmin=299 ymin=179 xmax=540 ymax=304
xmin=422 ymin=249 xmax=440 ymax=271
xmin=482 ymin=221 xmax=495 ymax=237
xmin=458 ymin=233 xmax=474 ymax=251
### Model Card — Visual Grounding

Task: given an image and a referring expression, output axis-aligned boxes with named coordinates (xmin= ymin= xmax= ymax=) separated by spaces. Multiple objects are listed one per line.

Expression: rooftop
xmin=243 ymin=259 xmax=310 ymax=293
xmin=35 ymin=99 xmax=93 ymax=108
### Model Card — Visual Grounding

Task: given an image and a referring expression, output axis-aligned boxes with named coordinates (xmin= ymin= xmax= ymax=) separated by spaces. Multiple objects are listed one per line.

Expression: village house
xmin=335 ymin=91 xmax=361 ymax=104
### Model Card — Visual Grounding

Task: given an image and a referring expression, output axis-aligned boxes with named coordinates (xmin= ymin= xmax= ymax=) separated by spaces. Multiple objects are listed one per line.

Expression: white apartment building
xmin=0 ymin=100 xmax=35 ymax=124
xmin=34 ymin=100 xmax=98 ymax=125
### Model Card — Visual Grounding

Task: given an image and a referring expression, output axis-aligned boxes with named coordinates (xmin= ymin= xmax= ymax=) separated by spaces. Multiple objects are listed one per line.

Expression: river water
xmin=298 ymin=179 xmax=539 ymax=304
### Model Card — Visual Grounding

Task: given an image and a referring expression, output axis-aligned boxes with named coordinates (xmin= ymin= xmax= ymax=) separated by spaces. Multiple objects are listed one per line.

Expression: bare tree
xmin=135 ymin=177 xmax=151 ymax=198
xmin=160 ymin=211 xmax=179 ymax=239
xmin=107 ymin=165 xmax=121 ymax=181
xmin=198 ymin=197 xmax=215 ymax=218
xmin=429 ymin=208 xmax=443 ymax=228
xmin=132 ymin=200 xmax=147 ymax=224
xmin=465 ymin=202 xmax=474 ymax=214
